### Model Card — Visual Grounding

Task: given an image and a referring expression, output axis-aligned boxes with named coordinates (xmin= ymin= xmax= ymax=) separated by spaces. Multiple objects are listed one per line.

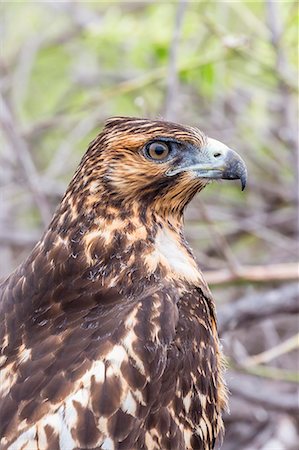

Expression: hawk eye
xmin=147 ymin=142 xmax=170 ymax=161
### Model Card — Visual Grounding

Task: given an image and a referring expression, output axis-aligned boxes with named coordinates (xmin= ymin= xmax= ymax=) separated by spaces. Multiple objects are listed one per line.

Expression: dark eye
xmin=146 ymin=142 xmax=170 ymax=161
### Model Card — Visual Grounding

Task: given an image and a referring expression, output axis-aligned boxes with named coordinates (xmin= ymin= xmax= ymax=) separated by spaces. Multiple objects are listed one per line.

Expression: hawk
xmin=0 ymin=117 xmax=247 ymax=450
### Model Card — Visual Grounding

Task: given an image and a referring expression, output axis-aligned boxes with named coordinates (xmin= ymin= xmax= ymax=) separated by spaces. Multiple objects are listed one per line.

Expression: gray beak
xmin=166 ymin=137 xmax=248 ymax=190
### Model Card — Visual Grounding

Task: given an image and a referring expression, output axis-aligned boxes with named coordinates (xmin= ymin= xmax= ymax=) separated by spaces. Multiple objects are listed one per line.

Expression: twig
xmin=164 ymin=0 xmax=186 ymax=120
xmin=266 ymin=0 xmax=298 ymax=153
xmin=203 ymin=10 xmax=297 ymax=92
xmin=205 ymin=262 xmax=299 ymax=285
xmin=198 ymin=200 xmax=241 ymax=275
xmin=228 ymin=374 xmax=299 ymax=414
xmin=229 ymin=359 xmax=299 ymax=384
xmin=46 ymin=108 xmax=106 ymax=178
xmin=218 ymin=283 xmax=299 ymax=333
xmin=0 ymin=95 xmax=52 ymax=225
xmin=64 ymin=49 xmax=233 ymax=116
xmin=242 ymin=333 xmax=299 ymax=367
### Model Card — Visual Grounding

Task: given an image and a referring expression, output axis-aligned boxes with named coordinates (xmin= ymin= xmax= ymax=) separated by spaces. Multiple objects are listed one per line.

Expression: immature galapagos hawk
xmin=0 ymin=117 xmax=247 ymax=450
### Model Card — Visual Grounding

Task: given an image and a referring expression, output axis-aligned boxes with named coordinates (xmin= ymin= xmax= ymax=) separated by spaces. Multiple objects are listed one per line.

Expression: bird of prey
xmin=0 ymin=117 xmax=247 ymax=450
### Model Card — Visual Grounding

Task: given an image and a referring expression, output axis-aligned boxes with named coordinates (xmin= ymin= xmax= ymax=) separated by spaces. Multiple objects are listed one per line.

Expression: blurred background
xmin=0 ymin=1 xmax=298 ymax=449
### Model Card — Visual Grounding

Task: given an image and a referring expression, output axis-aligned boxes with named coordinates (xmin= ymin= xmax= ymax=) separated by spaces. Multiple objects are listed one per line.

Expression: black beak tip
xmin=222 ymin=149 xmax=248 ymax=192
xmin=240 ymin=168 xmax=248 ymax=191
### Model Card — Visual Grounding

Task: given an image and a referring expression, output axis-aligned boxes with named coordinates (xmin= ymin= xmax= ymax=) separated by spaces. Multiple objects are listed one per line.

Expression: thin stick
xmin=242 ymin=333 xmax=299 ymax=367
xmin=228 ymin=358 xmax=299 ymax=384
xmin=198 ymin=199 xmax=241 ymax=274
xmin=205 ymin=262 xmax=299 ymax=285
xmin=164 ymin=0 xmax=187 ymax=120
xmin=0 ymin=95 xmax=52 ymax=225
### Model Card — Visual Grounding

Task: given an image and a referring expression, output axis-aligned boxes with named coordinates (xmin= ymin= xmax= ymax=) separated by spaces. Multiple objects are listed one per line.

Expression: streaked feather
xmin=0 ymin=117 xmax=227 ymax=450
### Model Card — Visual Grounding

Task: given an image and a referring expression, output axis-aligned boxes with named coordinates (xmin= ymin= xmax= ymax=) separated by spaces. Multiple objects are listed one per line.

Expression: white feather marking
xmin=145 ymin=432 xmax=158 ymax=449
xmin=101 ymin=437 xmax=115 ymax=450
xmin=132 ymin=388 xmax=146 ymax=405
xmin=56 ymin=235 xmax=69 ymax=247
xmin=183 ymin=392 xmax=192 ymax=413
xmin=124 ymin=310 xmax=137 ymax=328
xmin=18 ymin=347 xmax=31 ymax=363
xmin=71 ymin=386 xmax=89 ymax=408
xmin=43 ymin=410 xmax=61 ymax=434
xmin=106 ymin=365 xmax=114 ymax=377
xmin=8 ymin=427 xmax=37 ymax=450
xmin=106 ymin=345 xmax=127 ymax=369
xmin=63 ymin=387 xmax=89 ymax=432
xmin=199 ymin=417 xmax=208 ymax=439
xmin=121 ymin=390 xmax=137 ymax=416
xmin=107 ymin=276 xmax=118 ymax=287
xmin=0 ymin=363 xmax=17 ymax=396
xmin=36 ymin=423 xmax=48 ymax=449
xmin=1 ymin=332 xmax=8 ymax=348
xmin=122 ymin=329 xmax=146 ymax=375
xmin=155 ymin=228 xmax=203 ymax=283
xmin=183 ymin=428 xmax=193 ymax=447
xmin=90 ymin=359 xmax=105 ymax=383
xmin=98 ymin=417 xmax=108 ymax=434
xmin=89 ymin=180 xmax=100 ymax=193
xmin=57 ymin=404 xmax=77 ymax=450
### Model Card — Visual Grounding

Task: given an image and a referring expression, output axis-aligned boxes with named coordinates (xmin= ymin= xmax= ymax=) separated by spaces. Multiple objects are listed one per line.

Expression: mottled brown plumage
xmin=0 ymin=117 xmax=247 ymax=450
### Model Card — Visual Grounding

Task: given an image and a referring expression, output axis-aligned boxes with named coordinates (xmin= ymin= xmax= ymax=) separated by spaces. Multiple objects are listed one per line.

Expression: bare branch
xmin=0 ymin=95 xmax=52 ymax=225
xmin=229 ymin=358 xmax=299 ymax=384
xmin=228 ymin=374 xmax=298 ymax=415
xmin=242 ymin=333 xmax=299 ymax=367
xmin=198 ymin=200 xmax=241 ymax=274
xmin=205 ymin=262 xmax=299 ymax=285
xmin=218 ymin=283 xmax=299 ymax=334
xmin=0 ymin=229 xmax=39 ymax=247
xmin=266 ymin=0 xmax=298 ymax=153
xmin=164 ymin=0 xmax=187 ymax=121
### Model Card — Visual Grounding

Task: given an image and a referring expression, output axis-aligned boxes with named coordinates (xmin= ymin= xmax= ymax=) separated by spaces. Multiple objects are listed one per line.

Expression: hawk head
xmin=70 ymin=116 xmax=247 ymax=218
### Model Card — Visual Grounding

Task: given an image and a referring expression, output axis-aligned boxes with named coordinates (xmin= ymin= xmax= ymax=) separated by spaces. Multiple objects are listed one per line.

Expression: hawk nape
xmin=0 ymin=117 xmax=247 ymax=450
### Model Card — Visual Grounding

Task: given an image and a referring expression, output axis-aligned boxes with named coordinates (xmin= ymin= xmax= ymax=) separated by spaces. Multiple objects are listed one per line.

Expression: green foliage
xmin=1 ymin=0 xmax=297 ymax=267
xmin=1 ymin=5 xmax=298 ymax=445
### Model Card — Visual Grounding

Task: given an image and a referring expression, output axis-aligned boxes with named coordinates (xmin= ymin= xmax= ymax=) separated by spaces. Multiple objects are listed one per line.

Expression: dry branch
xmin=164 ymin=0 xmax=186 ymax=121
xmin=198 ymin=200 xmax=241 ymax=274
xmin=205 ymin=262 xmax=299 ymax=285
xmin=228 ymin=374 xmax=298 ymax=415
xmin=0 ymin=95 xmax=52 ymax=225
xmin=0 ymin=229 xmax=39 ymax=247
xmin=229 ymin=358 xmax=299 ymax=384
xmin=218 ymin=283 xmax=299 ymax=334
xmin=242 ymin=333 xmax=299 ymax=367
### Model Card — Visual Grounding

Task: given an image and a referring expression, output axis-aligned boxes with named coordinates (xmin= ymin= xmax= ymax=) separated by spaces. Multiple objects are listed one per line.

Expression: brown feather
xmin=0 ymin=117 xmax=230 ymax=450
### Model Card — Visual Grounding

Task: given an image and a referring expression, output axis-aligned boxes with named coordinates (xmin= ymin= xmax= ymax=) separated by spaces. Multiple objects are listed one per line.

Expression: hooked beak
xmin=166 ymin=137 xmax=248 ymax=190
